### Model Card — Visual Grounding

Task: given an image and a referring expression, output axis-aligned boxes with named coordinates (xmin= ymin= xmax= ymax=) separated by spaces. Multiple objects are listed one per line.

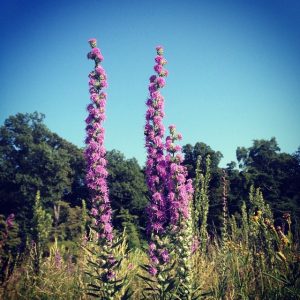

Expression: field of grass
xmin=1 ymin=200 xmax=299 ymax=300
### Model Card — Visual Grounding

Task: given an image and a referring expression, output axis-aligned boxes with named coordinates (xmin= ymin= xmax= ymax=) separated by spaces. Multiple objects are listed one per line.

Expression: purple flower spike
xmin=144 ymin=47 xmax=169 ymax=237
xmin=85 ymin=39 xmax=113 ymax=244
xmin=165 ymin=125 xmax=194 ymax=229
xmin=144 ymin=46 xmax=194 ymax=292
xmin=144 ymin=46 xmax=173 ymax=276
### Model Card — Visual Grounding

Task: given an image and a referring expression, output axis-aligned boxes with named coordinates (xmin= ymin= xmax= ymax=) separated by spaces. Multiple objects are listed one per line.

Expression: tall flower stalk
xmin=85 ymin=38 xmax=113 ymax=245
xmin=221 ymin=170 xmax=228 ymax=272
xmin=165 ymin=125 xmax=194 ymax=298
xmin=84 ymin=39 xmax=125 ymax=300
xmin=145 ymin=45 xmax=168 ymax=236
xmin=144 ymin=45 xmax=170 ymax=276
xmin=193 ymin=154 xmax=211 ymax=252
xmin=218 ymin=170 xmax=229 ymax=297
xmin=143 ymin=46 xmax=196 ymax=299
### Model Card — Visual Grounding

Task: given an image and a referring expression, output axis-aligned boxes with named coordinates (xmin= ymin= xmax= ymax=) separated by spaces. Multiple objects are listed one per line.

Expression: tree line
xmin=0 ymin=112 xmax=299 ymax=252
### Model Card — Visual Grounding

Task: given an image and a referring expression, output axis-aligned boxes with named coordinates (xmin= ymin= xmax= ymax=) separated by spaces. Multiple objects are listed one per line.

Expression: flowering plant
xmin=84 ymin=39 xmax=131 ymax=300
xmin=85 ymin=38 xmax=113 ymax=245
xmin=142 ymin=46 xmax=197 ymax=299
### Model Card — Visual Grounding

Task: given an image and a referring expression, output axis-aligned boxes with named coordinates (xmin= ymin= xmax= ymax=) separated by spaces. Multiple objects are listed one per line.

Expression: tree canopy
xmin=0 ymin=113 xmax=299 ymax=249
xmin=0 ymin=113 xmax=149 ymax=248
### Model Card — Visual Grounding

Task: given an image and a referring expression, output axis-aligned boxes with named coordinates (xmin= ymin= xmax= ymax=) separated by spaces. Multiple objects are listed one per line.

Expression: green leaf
xmin=87 ymin=292 xmax=101 ymax=298
xmin=120 ymin=288 xmax=134 ymax=300
xmin=164 ymin=280 xmax=176 ymax=293
xmin=88 ymin=283 xmax=100 ymax=289
xmin=137 ymin=273 xmax=156 ymax=283
xmin=162 ymin=260 xmax=176 ymax=273
xmin=140 ymin=264 xmax=151 ymax=272
xmin=87 ymin=259 xmax=100 ymax=268
xmin=111 ymin=238 xmax=124 ymax=249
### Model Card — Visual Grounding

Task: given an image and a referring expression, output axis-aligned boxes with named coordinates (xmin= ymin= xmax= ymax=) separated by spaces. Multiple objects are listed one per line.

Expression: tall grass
xmin=1 ymin=190 xmax=299 ymax=299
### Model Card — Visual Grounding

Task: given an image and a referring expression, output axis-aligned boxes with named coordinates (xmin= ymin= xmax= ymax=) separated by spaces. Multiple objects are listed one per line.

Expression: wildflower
xmin=154 ymin=64 xmax=163 ymax=74
xmin=149 ymin=242 xmax=156 ymax=251
xmin=164 ymin=124 xmax=194 ymax=297
xmin=168 ymin=124 xmax=176 ymax=132
xmin=156 ymin=77 xmax=165 ymax=88
xmin=144 ymin=47 xmax=194 ymax=299
xmin=165 ymin=125 xmax=193 ymax=228
xmin=160 ymin=249 xmax=170 ymax=263
xmin=155 ymin=55 xmax=164 ymax=64
xmin=106 ymin=270 xmax=116 ymax=280
xmin=144 ymin=46 xmax=168 ymax=236
xmin=95 ymin=66 xmax=106 ymax=75
xmin=145 ymin=46 xmax=172 ymax=277
xmin=108 ymin=254 xmax=116 ymax=265
xmin=149 ymin=266 xmax=158 ymax=276
xmin=85 ymin=39 xmax=113 ymax=244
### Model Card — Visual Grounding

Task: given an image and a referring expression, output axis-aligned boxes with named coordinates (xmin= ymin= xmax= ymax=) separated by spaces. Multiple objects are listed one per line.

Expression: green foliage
xmin=107 ymin=150 xmax=147 ymax=213
xmin=184 ymin=138 xmax=300 ymax=236
xmin=81 ymin=199 xmax=88 ymax=235
xmin=2 ymin=239 xmax=85 ymax=299
xmin=0 ymin=189 xmax=299 ymax=299
xmin=193 ymin=154 xmax=211 ymax=252
xmin=174 ymin=205 xmax=199 ymax=300
xmin=0 ymin=214 xmax=20 ymax=285
xmin=0 ymin=112 xmax=87 ymax=245
xmin=32 ymin=191 xmax=52 ymax=245
xmin=53 ymin=200 xmax=86 ymax=243
xmin=138 ymin=260 xmax=178 ymax=300
xmin=183 ymin=142 xmax=224 ymax=230
xmin=241 ymin=201 xmax=249 ymax=246
xmin=0 ymin=215 xmax=20 ymax=257
xmin=106 ymin=150 xmax=148 ymax=244
xmin=1 ymin=113 xmax=300 ymax=298
xmin=237 ymin=137 xmax=300 ymax=225
xmin=83 ymin=230 xmax=131 ymax=300
xmin=117 ymin=209 xmax=141 ymax=249
xmin=31 ymin=190 xmax=52 ymax=274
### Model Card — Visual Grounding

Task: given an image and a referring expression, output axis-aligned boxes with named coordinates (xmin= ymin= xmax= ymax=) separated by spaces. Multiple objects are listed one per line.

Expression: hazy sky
xmin=1 ymin=0 xmax=299 ymax=167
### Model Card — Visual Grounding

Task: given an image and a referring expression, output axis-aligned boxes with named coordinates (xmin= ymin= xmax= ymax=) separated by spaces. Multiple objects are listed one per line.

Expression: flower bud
xmin=88 ymin=38 xmax=97 ymax=48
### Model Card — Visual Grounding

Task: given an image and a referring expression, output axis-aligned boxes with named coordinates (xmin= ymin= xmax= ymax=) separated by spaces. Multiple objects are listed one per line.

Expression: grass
xmin=1 ymin=200 xmax=299 ymax=299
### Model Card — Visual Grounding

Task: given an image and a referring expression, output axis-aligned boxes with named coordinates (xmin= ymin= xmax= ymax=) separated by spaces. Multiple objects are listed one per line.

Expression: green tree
xmin=0 ymin=112 xmax=87 ymax=243
xmin=236 ymin=138 xmax=300 ymax=224
xmin=52 ymin=200 xmax=87 ymax=253
xmin=106 ymin=150 xmax=148 ymax=214
xmin=183 ymin=142 xmax=224 ymax=229
xmin=117 ymin=208 xmax=141 ymax=249
xmin=106 ymin=150 xmax=148 ymax=246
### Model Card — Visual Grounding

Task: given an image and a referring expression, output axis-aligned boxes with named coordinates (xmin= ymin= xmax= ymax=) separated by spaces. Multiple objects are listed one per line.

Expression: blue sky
xmin=1 ymin=0 xmax=299 ymax=167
